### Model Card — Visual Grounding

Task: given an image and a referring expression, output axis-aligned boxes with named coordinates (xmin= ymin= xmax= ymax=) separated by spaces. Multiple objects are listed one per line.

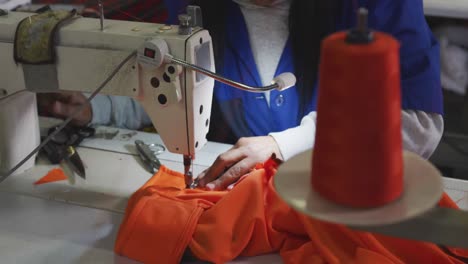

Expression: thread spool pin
xmin=357 ymin=8 xmax=368 ymax=33
xmin=346 ymin=7 xmax=373 ymax=44
xmin=98 ymin=0 xmax=104 ymax=31
xmin=178 ymin=14 xmax=192 ymax=35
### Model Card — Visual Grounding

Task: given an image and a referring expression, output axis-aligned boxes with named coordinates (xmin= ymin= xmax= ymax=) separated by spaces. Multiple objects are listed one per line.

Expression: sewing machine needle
xmin=189 ymin=163 xmax=199 ymax=189
xmin=183 ymin=155 xmax=195 ymax=188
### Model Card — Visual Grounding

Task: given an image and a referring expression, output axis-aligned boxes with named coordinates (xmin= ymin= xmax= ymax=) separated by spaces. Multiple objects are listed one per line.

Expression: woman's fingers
xmin=197 ymin=148 xmax=245 ymax=187
xmin=205 ymin=159 xmax=255 ymax=190
xmin=196 ymin=136 xmax=283 ymax=190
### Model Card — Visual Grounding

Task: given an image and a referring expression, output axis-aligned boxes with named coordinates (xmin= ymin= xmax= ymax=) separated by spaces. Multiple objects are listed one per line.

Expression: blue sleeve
xmin=354 ymin=0 xmax=443 ymax=114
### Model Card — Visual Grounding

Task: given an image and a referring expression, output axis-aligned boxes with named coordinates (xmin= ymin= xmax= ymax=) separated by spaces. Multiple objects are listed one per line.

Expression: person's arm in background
xmin=38 ymin=92 xmax=152 ymax=129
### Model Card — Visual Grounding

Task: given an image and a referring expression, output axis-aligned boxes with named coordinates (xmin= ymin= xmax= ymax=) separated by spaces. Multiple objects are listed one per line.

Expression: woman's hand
xmin=197 ymin=136 xmax=283 ymax=190
xmin=37 ymin=92 xmax=92 ymax=127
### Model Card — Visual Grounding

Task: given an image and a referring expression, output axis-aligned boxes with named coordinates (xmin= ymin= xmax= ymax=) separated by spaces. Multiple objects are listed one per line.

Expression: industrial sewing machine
xmin=0 ymin=7 xmax=293 ymax=186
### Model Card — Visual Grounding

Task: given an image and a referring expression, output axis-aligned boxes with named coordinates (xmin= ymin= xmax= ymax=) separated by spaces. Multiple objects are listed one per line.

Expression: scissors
xmin=135 ymin=140 xmax=164 ymax=174
xmin=41 ymin=125 xmax=95 ymax=179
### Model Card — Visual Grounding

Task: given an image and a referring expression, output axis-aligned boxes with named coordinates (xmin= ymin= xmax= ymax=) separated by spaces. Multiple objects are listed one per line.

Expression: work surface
xmin=1 ymin=125 xmax=468 ymax=264
xmin=0 ymin=125 xmax=283 ymax=264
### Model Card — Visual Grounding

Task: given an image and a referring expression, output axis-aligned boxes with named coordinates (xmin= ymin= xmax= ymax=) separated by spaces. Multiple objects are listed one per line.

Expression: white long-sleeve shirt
xmin=90 ymin=0 xmax=444 ymax=160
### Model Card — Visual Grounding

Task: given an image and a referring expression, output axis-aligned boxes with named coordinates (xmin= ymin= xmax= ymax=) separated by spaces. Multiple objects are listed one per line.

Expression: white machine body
xmin=0 ymin=12 xmax=215 ymax=175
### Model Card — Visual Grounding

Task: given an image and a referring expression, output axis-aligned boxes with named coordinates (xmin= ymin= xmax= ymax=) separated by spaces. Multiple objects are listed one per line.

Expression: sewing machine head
xmin=0 ymin=8 xmax=214 ymax=175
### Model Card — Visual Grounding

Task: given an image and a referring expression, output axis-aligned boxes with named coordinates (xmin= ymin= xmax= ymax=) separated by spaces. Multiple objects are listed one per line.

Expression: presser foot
xmin=189 ymin=178 xmax=199 ymax=189
xmin=184 ymin=171 xmax=193 ymax=188
xmin=183 ymin=154 xmax=198 ymax=189
xmin=184 ymin=172 xmax=199 ymax=189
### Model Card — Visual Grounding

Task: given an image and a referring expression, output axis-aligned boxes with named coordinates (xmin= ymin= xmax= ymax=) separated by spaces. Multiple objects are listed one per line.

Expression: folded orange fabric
xmin=115 ymin=159 xmax=467 ymax=264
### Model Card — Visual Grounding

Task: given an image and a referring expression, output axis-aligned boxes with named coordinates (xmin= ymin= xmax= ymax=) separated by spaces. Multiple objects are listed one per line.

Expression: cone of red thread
xmin=311 ymin=29 xmax=403 ymax=208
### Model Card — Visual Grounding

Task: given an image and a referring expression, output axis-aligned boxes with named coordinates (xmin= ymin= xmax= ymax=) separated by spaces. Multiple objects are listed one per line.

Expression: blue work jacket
xmin=165 ymin=0 xmax=443 ymax=139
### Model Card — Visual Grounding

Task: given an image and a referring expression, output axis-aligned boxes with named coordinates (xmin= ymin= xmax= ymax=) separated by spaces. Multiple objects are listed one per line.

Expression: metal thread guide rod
xmin=98 ymin=0 xmax=104 ymax=31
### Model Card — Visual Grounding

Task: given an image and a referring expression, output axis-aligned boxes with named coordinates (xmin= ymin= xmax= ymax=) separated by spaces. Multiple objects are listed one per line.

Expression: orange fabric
xmin=313 ymin=32 xmax=403 ymax=208
xmin=34 ymin=168 xmax=67 ymax=185
xmin=115 ymin=160 xmax=467 ymax=264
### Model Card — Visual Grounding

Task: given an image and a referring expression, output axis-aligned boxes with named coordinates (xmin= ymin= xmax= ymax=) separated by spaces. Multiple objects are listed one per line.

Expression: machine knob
xmin=178 ymin=14 xmax=192 ymax=35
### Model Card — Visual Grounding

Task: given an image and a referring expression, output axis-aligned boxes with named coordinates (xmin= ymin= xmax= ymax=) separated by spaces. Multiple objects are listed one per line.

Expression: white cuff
xmin=269 ymin=112 xmax=317 ymax=161
xmin=401 ymin=111 xmax=444 ymax=159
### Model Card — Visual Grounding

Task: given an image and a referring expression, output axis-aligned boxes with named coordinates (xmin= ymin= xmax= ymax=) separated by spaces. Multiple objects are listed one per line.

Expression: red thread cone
xmin=312 ymin=31 xmax=403 ymax=208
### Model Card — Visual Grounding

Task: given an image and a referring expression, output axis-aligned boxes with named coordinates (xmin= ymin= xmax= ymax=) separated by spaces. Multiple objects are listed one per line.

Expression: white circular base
xmin=274 ymin=150 xmax=443 ymax=226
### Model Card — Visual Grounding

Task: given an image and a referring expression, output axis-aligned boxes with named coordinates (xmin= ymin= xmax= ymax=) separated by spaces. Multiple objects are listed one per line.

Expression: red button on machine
xmin=144 ymin=48 xmax=155 ymax=59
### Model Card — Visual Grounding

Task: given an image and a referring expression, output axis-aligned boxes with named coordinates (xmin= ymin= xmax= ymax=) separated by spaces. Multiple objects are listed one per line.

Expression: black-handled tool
xmin=40 ymin=125 xmax=94 ymax=179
